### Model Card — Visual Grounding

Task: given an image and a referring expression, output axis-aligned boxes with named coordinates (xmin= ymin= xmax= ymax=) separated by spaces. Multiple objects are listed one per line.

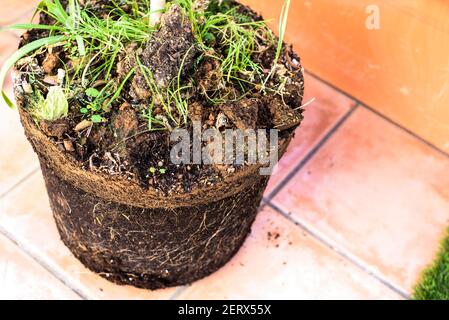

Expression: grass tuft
xmin=414 ymin=228 xmax=449 ymax=300
xmin=1 ymin=0 xmax=156 ymax=114
xmin=2 ymin=0 xmax=293 ymax=129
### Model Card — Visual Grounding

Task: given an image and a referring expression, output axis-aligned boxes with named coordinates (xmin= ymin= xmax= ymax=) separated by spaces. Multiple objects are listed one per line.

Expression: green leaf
xmin=0 ymin=23 xmax=63 ymax=32
xmin=75 ymin=35 xmax=86 ymax=56
xmin=80 ymin=107 xmax=88 ymax=114
xmin=42 ymin=0 xmax=69 ymax=26
xmin=1 ymin=92 xmax=15 ymax=109
xmin=108 ymin=68 xmax=135 ymax=105
xmin=34 ymin=86 xmax=68 ymax=121
xmin=203 ymin=32 xmax=216 ymax=43
xmin=85 ymin=87 xmax=101 ymax=98
xmin=0 ymin=35 xmax=67 ymax=109
xmin=91 ymin=114 xmax=103 ymax=123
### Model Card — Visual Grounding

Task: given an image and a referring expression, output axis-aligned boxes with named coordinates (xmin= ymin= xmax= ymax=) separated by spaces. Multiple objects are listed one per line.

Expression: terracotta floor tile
xmin=177 ymin=206 xmax=401 ymax=300
xmin=0 ymin=0 xmax=39 ymax=26
xmin=0 ymin=172 xmax=177 ymax=300
xmin=0 ymin=33 xmax=40 ymax=196
xmin=265 ymin=74 xmax=355 ymax=196
xmin=273 ymin=107 xmax=449 ymax=293
xmin=0 ymin=232 xmax=80 ymax=299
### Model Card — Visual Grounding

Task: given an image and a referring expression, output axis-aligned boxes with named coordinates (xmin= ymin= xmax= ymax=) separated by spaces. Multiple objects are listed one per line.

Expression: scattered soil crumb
xmin=267 ymin=231 xmax=281 ymax=241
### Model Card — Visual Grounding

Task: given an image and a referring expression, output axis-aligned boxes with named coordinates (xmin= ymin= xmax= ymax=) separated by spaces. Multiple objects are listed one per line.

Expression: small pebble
xmin=215 ymin=112 xmax=227 ymax=129
xmin=63 ymin=140 xmax=75 ymax=152
xmin=75 ymin=120 xmax=93 ymax=132
xmin=57 ymin=68 xmax=66 ymax=84
xmin=21 ymin=81 xmax=33 ymax=94
xmin=43 ymin=75 xmax=58 ymax=86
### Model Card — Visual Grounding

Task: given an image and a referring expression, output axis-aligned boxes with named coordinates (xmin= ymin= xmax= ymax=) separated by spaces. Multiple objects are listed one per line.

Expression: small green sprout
xmin=148 ymin=167 xmax=167 ymax=174
xmin=90 ymin=114 xmax=103 ymax=123
xmin=149 ymin=167 xmax=157 ymax=174
xmin=85 ymin=87 xmax=101 ymax=98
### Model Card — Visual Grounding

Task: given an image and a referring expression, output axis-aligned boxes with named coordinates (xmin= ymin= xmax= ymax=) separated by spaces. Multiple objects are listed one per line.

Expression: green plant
xmin=173 ymin=0 xmax=293 ymax=104
xmin=1 ymin=0 xmax=155 ymax=112
xmin=148 ymin=166 xmax=167 ymax=174
xmin=1 ymin=0 xmax=293 ymax=129
xmin=414 ymin=228 xmax=449 ymax=300
xmin=263 ymin=0 xmax=291 ymax=89
xmin=31 ymin=85 xmax=68 ymax=121
xmin=177 ymin=0 xmax=274 ymax=82
xmin=79 ymin=69 xmax=135 ymax=122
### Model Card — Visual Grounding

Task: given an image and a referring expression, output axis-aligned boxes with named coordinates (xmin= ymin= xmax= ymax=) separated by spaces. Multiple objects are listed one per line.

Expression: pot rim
xmin=16 ymin=85 xmax=295 ymax=208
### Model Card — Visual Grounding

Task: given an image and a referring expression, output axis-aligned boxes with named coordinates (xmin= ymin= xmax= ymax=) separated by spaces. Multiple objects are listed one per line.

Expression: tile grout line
xmin=0 ymin=166 xmax=40 ymax=200
xmin=169 ymin=285 xmax=188 ymax=300
xmin=266 ymin=104 xmax=359 ymax=202
xmin=267 ymin=201 xmax=411 ymax=300
xmin=304 ymin=69 xmax=449 ymax=160
xmin=0 ymin=223 xmax=89 ymax=300
xmin=0 ymin=169 xmax=93 ymax=300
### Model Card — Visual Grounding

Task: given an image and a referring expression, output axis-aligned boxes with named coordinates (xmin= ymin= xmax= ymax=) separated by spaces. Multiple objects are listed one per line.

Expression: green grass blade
xmin=75 ymin=35 xmax=86 ymax=56
xmin=47 ymin=0 xmax=69 ymax=26
xmin=1 ymin=91 xmax=15 ymax=109
xmin=108 ymin=68 xmax=135 ymax=105
xmin=276 ymin=0 xmax=291 ymax=63
xmin=0 ymin=23 xmax=63 ymax=31
xmin=262 ymin=0 xmax=291 ymax=89
xmin=0 ymin=35 xmax=67 ymax=109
